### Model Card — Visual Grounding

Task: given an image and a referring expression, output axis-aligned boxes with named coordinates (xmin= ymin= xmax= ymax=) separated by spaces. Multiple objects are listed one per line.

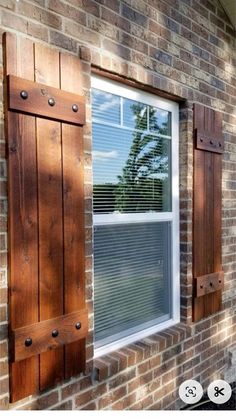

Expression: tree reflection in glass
xmin=92 ymin=89 xmax=171 ymax=214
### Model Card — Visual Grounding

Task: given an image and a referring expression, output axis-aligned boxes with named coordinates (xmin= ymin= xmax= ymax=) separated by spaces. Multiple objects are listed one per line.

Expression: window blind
xmin=94 ymin=222 xmax=171 ymax=344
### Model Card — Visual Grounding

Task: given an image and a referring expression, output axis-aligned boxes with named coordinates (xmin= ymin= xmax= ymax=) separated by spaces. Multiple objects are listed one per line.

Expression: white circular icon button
xmin=207 ymin=379 xmax=232 ymax=404
xmin=179 ymin=379 xmax=203 ymax=404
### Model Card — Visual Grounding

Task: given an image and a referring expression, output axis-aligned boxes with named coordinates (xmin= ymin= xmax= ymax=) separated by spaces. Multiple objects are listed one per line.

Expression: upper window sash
xmin=91 ymin=75 xmax=179 ymax=221
xmin=91 ymin=75 xmax=178 ymax=114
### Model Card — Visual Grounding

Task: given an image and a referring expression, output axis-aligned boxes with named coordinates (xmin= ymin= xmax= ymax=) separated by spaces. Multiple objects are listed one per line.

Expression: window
xmin=91 ymin=75 xmax=180 ymax=357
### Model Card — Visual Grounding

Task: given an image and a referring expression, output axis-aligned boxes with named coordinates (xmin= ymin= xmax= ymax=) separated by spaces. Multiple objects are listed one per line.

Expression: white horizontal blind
xmin=94 ymin=222 xmax=171 ymax=344
xmin=92 ymin=76 xmax=180 ymax=353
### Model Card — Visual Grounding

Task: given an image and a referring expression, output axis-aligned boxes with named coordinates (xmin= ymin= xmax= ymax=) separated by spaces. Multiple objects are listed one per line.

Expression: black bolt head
xmin=72 ymin=104 xmax=78 ymax=113
xmin=75 ymin=322 xmax=81 ymax=330
xmin=20 ymin=90 xmax=28 ymax=100
xmin=25 ymin=337 xmax=32 ymax=347
xmin=48 ymin=97 xmax=55 ymax=106
xmin=52 ymin=329 xmax=59 ymax=338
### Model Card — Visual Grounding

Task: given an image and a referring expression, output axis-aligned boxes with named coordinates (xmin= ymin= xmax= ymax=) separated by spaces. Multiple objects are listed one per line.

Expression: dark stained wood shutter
xmin=3 ymin=32 xmax=88 ymax=402
xmin=193 ymin=103 xmax=224 ymax=322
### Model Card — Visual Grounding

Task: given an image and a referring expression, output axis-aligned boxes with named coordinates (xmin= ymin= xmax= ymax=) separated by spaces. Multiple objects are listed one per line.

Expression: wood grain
xmin=3 ymin=32 xmax=40 ymax=403
xmin=35 ymin=43 xmax=64 ymax=391
xmin=60 ymin=52 xmax=86 ymax=378
xmin=195 ymin=271 xmax=224 ymax=297
xmin=11 ymin=309 xmax=88 ymax=362
xmin=8 ymin=75 xmax=85 ymax=125
xmin=195 ymin=129 xmax=224 ymax=153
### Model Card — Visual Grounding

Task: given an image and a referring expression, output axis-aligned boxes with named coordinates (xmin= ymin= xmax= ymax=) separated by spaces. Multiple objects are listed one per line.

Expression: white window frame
xmin=91 ymin=75 xmax=180 ymax=358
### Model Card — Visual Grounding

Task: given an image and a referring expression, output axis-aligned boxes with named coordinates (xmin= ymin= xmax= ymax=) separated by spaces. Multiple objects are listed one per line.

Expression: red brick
xmin=0 ymin=396 xmax=9 ymax=410
xmin=27 ymin=21 xmax=49 ymax=42
xmin=52 ymin=400 xmax=73 ymax=410
xmin=0 ymin=306 xmax=7 ymax=322
xmin=94 ymin=359 xmax=109 ymax=381
xmin=121 ymin=3 xmax=147 ymax=27
xmin=0 ymin=342 xmax=7 ymax=359
xmin=0 ymin=288 xmax=7 ymax=304
xmin=75 ymin=383 xmax=107 ymax=408
xmin=61 ymin=380 xmax=81 ymax=400
xmin=2 ymin=10 xmax=27 ymax=32
xmin=102 ymin=39 xmax=131 ymax=61
xmin=101 ymin=7 xmax=130 ymax=32
xmin=120 ymin=32 xmax=148 ymax=54
xmin=109 ymin=368 xmax=136 ymax=389
xmin=17 ymin=0 xmax=62 ymax=29
xmin=118 ymin=347 xmax=136 ymax=367
xmin=81 ymin=401 xmax=97 ymax=410
xmin=112 ymin=385 xmax=127 ymax=401
xmin=36 ymin=391 xmax=59 ymax=409
xmin=0 ymin=143 xmax=6 ymax=159
xmin=0 ymin=377 xmax=9 ymax=395
xmin=153 ymin=381 xmax=175 ymax=401
xmin=149 ymin=19 xmax=171 ymax=40
xmin=50 ymin=30 xmax=78 ymax=53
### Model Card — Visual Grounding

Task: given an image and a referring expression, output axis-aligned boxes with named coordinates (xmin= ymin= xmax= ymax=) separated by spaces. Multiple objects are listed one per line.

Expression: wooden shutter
xmin=3 ymin=32 xmax=88 ymax=402
xmin=193 ymin=103 xmax=224 ymax=322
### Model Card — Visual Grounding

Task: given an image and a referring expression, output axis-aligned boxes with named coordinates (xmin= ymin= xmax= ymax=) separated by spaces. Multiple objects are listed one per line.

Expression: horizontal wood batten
xmin=7 ymin=75 xmax=85 ymax=125
xmin=195 ymin=271 xmax=224 ymax=297
xmin=195 ymin=129 xmax=224 ymax=154
xmin=10 ymin=309 xmax=88 ymax=362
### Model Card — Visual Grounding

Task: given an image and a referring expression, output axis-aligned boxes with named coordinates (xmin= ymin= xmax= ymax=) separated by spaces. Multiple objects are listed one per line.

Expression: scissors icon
xmin=214 ymin=386 xmax=225 ymax=397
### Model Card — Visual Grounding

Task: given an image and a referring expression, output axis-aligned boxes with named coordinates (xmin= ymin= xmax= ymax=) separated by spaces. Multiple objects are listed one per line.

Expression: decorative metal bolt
xmin=200 ymin=285 xmax=203 ymax=289
xmin=219 ymin=142 xmax=222 ymax=147
xmin=25 ymin=337 xmax=32 ymax=347
xmin=200 ymin=138 xmax=203 ymax=142
xmin=72 ymin=104 xmax=78 ymax=113
xmin=210 ymin=140 xmax=213 ymax=145
xmin=20 ymin=90 xmax=28 ymax=100
xmin=219 ymin=280 xmax=222 ymax=283
xmin=210 ymin=282 xmax=213 ymax=287
xmin=52 ymin=329 xmax=59 ymax=338
xmin=75 ymin=322 xmax=81 ymax=330
xmin=48 ymin=97 xmax=55 ymax=106
xmin=10 ymin=145 xmax=17 ymax=153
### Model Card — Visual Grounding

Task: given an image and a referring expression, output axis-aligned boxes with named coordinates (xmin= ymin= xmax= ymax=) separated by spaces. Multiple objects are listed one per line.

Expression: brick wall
xmin=0 ymin=0 xmax=236 ymax=410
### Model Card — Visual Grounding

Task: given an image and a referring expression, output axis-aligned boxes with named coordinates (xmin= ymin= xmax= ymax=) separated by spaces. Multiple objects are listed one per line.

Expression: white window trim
xmin=91 ymin=75 xmax=180 ymax=358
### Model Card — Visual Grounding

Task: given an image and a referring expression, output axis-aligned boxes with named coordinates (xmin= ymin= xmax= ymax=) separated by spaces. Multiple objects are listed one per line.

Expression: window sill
xmin=93 ymin=321 xmax=192 ymax=382
xmin=94 ymin=317 xmax=180 ymax=359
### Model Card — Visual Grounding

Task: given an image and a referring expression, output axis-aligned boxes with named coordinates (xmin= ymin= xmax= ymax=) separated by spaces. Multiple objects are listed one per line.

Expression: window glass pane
xmin=123 ymin=99 xmax=147 ymax=130
xmin=92 ymin=88 xmax=120 ymax=124
xmin=149 ymin=107 xmax=171 ymax=136
xmin=94 ymin=222 xmax=171 ymax=345
xmin=93 ymin=123 xmax=171 ymax=213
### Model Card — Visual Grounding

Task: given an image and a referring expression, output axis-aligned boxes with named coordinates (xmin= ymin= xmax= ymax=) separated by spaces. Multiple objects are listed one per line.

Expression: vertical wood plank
xmin=62 ymin=124 xmax=85 ymax=377
xmin=204 ymin=152 xmax=214 ymax=274
xmin=3 ymin=33 xmax=40 ymax=402
xmin=34 ymin=44 xmax=64 ymax=390
xmin=193 ymin=104 xmax=223 ymax=321
xmin=60 ymin=53 xmax=86 ymax=377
